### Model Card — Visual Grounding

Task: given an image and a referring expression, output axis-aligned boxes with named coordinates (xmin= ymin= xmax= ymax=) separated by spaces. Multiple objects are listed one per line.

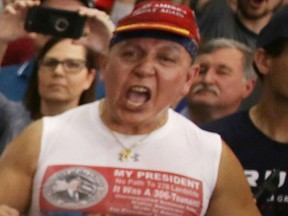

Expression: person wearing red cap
xmin=0 ymin=1 xmax=260 ymax=215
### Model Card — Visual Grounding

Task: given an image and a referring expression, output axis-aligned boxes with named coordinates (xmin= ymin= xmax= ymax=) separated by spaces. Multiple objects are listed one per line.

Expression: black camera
xmin=24 ymin=6 xmax=87 ymax=39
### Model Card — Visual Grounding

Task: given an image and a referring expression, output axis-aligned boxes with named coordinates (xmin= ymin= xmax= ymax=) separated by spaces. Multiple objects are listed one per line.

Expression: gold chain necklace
xmin=109 ymin=129 xmax=151 ymax=161
xmin=99 ymin=99 xmax=167 ymax=162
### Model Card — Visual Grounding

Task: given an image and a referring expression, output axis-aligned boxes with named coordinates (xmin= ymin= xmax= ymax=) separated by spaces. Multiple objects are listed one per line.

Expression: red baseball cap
xmin=114 ymin=1 xmax=200 ymax=44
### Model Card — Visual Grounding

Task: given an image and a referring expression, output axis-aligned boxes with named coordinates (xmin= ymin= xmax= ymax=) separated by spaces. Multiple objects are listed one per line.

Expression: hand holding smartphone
xmin=24 ymin=6 xmax=87 ymax=39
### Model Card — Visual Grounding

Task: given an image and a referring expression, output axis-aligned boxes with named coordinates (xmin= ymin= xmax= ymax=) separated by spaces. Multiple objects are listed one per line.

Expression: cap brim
xmin=114 ymin=23 xmax=191 ymax=38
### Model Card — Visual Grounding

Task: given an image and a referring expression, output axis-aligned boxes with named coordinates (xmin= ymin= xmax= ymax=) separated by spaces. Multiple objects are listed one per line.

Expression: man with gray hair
xmin=202 ymin=6 xmax=288 ymax=214
xmin=181 ymin=38 xmax=257 ymax=125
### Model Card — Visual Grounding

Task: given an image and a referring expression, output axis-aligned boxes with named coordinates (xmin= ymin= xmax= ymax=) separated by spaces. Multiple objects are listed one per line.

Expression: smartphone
xmin=24 ymin=6 xmax=87 ymax=39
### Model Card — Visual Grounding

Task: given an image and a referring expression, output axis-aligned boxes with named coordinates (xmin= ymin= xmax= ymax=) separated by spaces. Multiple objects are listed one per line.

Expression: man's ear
xmin=242 ymin=78 xmax=257 ymax=99
xmin=254 ymin=48 xmax=270 ymax=76
xmin=181 ymin=64 xmax=200 ymax=97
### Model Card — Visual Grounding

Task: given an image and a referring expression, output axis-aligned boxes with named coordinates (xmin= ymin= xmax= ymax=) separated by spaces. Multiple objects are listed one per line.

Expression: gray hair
xmin=198 ymin=38 xmax=256 ymax=79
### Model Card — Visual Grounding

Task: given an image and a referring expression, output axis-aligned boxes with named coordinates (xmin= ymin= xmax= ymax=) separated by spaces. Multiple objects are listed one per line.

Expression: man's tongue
xmin=127 ymin=90 xmax=148 ymax=107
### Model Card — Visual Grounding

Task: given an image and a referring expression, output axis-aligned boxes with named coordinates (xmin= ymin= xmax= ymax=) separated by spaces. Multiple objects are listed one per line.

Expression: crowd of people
xmin=0 ymin=0 xmax=287 ymax=215
xmin=202 ymin=6 xmax=288 ymax=214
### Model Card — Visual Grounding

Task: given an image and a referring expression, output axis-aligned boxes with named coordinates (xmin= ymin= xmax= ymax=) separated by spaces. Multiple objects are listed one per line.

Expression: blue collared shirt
xmin=0 ymin=59 xmax=106 ymax=102
xmin=0 ymin=60 xmax=34 ymax=102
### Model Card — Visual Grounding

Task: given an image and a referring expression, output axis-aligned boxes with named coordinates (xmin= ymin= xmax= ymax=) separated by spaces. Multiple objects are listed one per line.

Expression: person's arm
xmin=0 ymin=120 xmax=42 ymax=213
xmin=206 ymin=141 xmax=261 ymax=216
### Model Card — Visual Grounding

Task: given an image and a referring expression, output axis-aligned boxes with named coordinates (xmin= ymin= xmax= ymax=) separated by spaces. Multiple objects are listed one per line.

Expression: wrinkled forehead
xmin=110 ymin=30 xmax=198 ymax=59
xmin=114 ymin=37 xmax=187 ymax=52
xmin=42 ymin=0 xmax=85 ymax=10
xmin=111 ymin=37 xmax=193 ymax=62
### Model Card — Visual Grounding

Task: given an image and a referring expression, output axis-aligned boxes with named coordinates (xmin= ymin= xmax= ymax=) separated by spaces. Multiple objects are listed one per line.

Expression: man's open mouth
xmin=126 ymin=86 xmax=151 ymax=108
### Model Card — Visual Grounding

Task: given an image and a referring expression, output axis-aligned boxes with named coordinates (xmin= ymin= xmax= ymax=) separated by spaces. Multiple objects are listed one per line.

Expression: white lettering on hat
xmin=160 ymin=8 xmax=185 ymax=18
xmin=132 ymin=2 xmax=187 ymax=18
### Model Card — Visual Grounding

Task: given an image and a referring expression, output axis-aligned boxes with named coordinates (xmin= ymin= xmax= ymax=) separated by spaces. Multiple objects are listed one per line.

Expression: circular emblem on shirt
xmin=43 ymin=167 xmax=108 ymax=209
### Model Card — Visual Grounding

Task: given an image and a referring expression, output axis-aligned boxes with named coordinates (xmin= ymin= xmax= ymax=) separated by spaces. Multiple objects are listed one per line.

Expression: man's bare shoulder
xmin=0 ymin=119 xmax=43 ymax=210
xmin=0 ymin=119 xmax=43 ymax=173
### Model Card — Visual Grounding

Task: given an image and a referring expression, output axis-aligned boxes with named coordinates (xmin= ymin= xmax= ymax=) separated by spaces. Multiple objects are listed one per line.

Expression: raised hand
xmin=0 ymin=0 xmax=40 ymax=43
xmin=74 ymin=7 xmax=115 ymax=54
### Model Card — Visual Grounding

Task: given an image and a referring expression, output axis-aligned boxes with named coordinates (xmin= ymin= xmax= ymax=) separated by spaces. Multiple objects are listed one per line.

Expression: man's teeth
xmin=131 ymin=86 xmax=148 ymax=92
xmin=126 ymin=86 xmax=149 ymax=108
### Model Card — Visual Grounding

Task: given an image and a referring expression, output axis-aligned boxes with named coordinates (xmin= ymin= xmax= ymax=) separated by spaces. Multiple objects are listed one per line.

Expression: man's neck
xmin=237 ymin=12 xmax=273 ymax=34
xmin=188 ymin=105 xmax=238 ymax=125
xmin=249 ymin=97 xmax=288 ymax=143
xmin=99 ymin=99 xmax=169 ymax=135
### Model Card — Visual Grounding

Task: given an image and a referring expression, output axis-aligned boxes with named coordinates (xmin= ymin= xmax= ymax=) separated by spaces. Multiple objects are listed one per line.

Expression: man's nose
xmin=133 ymin=57 xmax=156 ymax=78
xmin=201 ymin=68 xmax=216 ymax=83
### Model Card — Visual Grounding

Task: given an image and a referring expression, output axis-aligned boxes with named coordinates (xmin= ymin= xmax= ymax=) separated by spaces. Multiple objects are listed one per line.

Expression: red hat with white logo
xmin=110 ymin=1 xmax=200 ymax=58
xmin=114 ymin=1 xmax=200 ymax=43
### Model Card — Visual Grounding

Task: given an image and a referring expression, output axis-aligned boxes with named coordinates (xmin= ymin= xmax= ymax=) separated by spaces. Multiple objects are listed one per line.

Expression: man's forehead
xmin=196 ymin=50 xmax=243 ymax=65
xmin=118 ymin=38 xmax=184 ymax=48
xmin=199 ymin=47 xmax=243 ymax=58
xmin=114 ymin=38 xmax=187 ymax=54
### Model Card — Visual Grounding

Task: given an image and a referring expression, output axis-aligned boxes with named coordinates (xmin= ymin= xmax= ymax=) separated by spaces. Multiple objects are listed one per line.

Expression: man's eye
xmin=199 ymin=67 xmax=207 ymax=74
xmin=217 ymin=69 xmax=230 ymax=75
xmin=162 ymin=57 xmax=173 ymax=62
xmin=159 ymin=55 xmax=176 ymax=63
xmin=122 ymin=51 xmax=137 ymax=57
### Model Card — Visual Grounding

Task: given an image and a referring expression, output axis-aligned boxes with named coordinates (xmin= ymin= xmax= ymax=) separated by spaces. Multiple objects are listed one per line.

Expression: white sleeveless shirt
xmin=29 ymin=100 xmax=222 ymax=216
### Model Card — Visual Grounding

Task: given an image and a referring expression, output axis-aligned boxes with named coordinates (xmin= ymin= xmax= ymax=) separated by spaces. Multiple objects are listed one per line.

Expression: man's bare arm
xmin=206 ymin=141 xmax=261 ymax=216
xmin=0 ymin=120 xmax=42 ymax=213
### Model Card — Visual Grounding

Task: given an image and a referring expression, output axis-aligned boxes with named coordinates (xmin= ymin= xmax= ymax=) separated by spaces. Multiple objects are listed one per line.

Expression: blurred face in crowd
xmin=100 ymin=38 xmax=198 ymax=125
xmin=238 ymin=0 xmax=283 ymax=19
xmin=187 ymin=47 xmax=253 ymax=111
xmin=38 ymin=39 xmax=95 ymax=106
xmin=256 ymin=43 xmax=288 ymax=98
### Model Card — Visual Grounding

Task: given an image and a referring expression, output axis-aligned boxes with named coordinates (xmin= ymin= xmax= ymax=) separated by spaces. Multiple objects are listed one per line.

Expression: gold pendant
xmin=119 ymin=149 xmax=139 ymax=161
xmin=120 ymin=149 xmax=133 ymax=161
